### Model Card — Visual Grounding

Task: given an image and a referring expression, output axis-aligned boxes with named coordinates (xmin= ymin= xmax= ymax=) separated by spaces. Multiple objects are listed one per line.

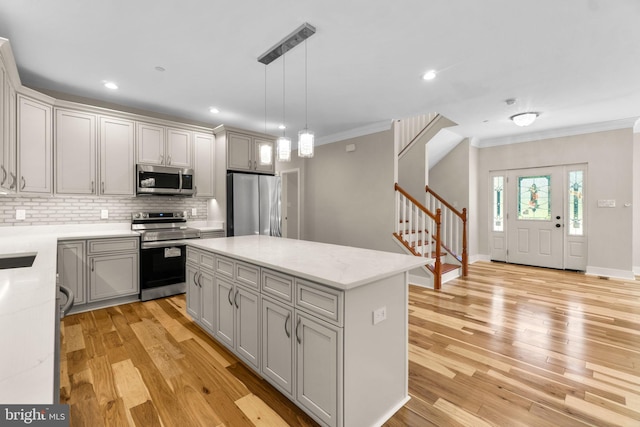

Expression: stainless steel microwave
xmin=136 ymin=164 xmax=195 ymax=196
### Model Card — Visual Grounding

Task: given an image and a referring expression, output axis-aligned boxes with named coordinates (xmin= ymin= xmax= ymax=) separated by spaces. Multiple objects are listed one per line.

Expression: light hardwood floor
xmin=61 ymin=261 xmax=640 ymax=426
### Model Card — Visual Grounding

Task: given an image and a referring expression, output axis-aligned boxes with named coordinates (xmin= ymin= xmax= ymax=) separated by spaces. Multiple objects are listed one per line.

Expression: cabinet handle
xmin=295 ymin=318 xmax=302 ymax=344
xmin=91 ymin=181 xmax=95 ymax=193
xmin=194 ymin=186 xmax=198 ymax=197
xmin=194 ymin=272 xmax=200 ymax=287
xmin=91 ymin=258 xmax=95 ymax=272
xmin=248 ymin=159 xmax=252 ymax=168
xmin=227 ymin=287 xmax=234 ymax=306
xmin=167 ymin=155 xmax=172 ymax=165
xmin=9 ymin=173 xmax=17 ymax=190
xmin=284 ymin=313 xmax=291 ymax=338
xmin=0 ymin=165 xmax=6 ymax=186
xmin=254 ymin=160 xmax=257 ymax=169
xmin=101 ymin=181 xmax=105 ymax=194
xmin=234 ymin=290 xmax=239 ymax=308
xmin=20 ymin=176 xmax=26 ymax=190
xmin=159 ymin=154 xmax=164 ymax=164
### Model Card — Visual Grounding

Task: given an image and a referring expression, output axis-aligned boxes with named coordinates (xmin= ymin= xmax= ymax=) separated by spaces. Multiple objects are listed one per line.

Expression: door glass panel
xmin=568 ymin=170 xmax=584 ymax=236
xmin=492 ymin=176 xmax=504 ymax=231
xmin=517 ymin=175 xmax=551 ymax=220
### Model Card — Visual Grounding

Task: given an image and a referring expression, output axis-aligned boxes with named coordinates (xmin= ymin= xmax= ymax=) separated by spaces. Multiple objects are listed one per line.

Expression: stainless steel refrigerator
xmin=227 ymin=173 xmax=282 ymax=237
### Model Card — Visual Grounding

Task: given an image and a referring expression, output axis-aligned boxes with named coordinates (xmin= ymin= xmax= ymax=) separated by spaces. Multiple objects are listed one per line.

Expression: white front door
xmin=489 ymin=165 xmax=587 ymax=271
xmin=506 ymin=166 xmax=565 ymax=269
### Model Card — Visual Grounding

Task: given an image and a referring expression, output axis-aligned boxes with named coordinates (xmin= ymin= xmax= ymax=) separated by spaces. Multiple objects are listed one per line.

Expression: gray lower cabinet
xmin=261 ymin=297 xmax=294 ymax=397
xmin=57 ymin=241 xmax=86 ymax=306
xmin=214 ymin=275 xmax=260 ymax=370
xmin=295 ymin=311 xmax=342 ymax=427
xmin=186 ymin=262 xmax=215 ymax=334
xmin=57 ymin=236 xmax=139 ymax=312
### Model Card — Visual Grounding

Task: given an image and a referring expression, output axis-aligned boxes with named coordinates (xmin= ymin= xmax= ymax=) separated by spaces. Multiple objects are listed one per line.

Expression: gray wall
xmin=285 ymin=130 xmax=399 ymax=253
xmin=477 ymin=128 xmax=634 ymax=273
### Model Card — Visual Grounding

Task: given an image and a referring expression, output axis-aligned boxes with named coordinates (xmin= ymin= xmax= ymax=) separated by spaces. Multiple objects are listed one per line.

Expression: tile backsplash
xmin=0 ymin=194 xmax=209 ymax=226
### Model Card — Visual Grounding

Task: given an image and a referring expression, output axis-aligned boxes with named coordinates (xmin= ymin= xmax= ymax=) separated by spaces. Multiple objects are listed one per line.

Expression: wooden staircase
xmin=393 ymin=183 xmax=467 ymax=289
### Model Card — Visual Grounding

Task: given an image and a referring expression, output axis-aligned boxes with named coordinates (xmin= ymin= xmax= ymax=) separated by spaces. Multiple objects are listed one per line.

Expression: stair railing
xmin=394 ymin=183 xmax=442 ymax=289
xmin=425 ymin=185 xmax=468 ymax=276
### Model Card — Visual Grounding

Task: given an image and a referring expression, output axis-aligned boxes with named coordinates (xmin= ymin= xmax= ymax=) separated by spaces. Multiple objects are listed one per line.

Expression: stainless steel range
xmin=132 ymin=211 xmax=201 ymax=301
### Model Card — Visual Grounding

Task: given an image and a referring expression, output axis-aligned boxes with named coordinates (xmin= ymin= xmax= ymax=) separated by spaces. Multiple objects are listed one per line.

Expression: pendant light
xmin=276 ymin=51 xmax=292 ymax=162
xmin=298 ymin=39 xmax=314 ymax=158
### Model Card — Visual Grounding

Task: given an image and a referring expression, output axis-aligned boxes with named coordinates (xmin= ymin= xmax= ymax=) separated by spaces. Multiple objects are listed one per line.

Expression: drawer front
xmin=186 ymin=247 xmax=200 ymax=265
xmin=215 ymin=255 xmax=235 ymax=279
xmin=296 ymin=279 xmax=344 ymax=326
xmin=262 ymin=269 xmax=293 ymax=303
xmin=199 ymin=251 xmax=215 ymax=271
xmin=200 ymin=230 xmax=225 ymax=239
xmin=88 ymin=237 xmax=139 ymax=254
xmin=236 ymin=261 xmax=260 ymax=289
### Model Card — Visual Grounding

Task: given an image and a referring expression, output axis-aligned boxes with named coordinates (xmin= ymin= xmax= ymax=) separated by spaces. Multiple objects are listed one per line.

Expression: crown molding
xmin=474 ymin=117 xmax=639 ymax=148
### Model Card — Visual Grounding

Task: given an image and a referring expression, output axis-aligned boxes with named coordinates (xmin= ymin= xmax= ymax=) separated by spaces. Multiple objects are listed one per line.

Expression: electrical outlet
xmin=191 ymin=208 xmax=197 ymax=216
xmin=16 ymin=209 xmax=26 ymax=220
xmin=373 ymin=306 xmax=387 ymax=325
xmin=101 ymin=209 xmax=109 ymax=219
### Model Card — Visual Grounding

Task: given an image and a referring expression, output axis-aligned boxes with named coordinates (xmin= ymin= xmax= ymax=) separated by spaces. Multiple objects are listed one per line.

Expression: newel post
xmin=434 ymin=208 xmax=442 ymax=290
xmin=462 ymin=207 xmax=468 ymax=277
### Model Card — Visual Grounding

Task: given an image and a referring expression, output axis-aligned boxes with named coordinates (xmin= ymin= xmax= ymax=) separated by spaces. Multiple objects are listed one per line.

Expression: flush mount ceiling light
xmin=209 ymin=107 xmax=219 ymax=114
xmin=510 ymin=112 xmax=539 ymax=127
xmin=103 ymin=81 xmax=118 ymax=90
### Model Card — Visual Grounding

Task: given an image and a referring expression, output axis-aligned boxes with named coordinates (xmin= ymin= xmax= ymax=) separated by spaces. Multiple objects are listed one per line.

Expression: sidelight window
xmin=568 ymin=170 xmax=584 ymax=236
xmin=492 ymin=176 xmax=504 ymax=231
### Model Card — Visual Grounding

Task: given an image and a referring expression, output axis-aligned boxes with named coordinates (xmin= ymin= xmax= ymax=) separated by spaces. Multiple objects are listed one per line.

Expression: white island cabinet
xmin=186 ymin=235 xmax=426 ymax=427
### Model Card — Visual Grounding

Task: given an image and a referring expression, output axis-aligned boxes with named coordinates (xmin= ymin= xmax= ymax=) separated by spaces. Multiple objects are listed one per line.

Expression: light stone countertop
xmin=188 ymin=235 xmax=427 ymax=290
xmin=0 ymin=223 xmax=139 ymax=404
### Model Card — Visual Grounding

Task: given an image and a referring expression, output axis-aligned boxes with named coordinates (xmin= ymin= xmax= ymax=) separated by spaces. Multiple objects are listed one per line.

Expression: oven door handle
xmin=141 ymin=240 xmax=189 ymax=249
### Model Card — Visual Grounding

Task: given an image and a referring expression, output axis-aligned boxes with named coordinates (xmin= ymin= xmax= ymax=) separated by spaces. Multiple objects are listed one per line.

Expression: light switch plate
xmin=16 ymin=209 xmax=26 ymax=220
xmin=101 ymin=209 xmax=109 ymax=219
xmin=192 ymin=208 xmax=197 ymax=216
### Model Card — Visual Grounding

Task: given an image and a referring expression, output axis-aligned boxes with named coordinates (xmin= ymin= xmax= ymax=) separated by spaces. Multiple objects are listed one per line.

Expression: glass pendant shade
xmin=298 ymin=129 xmax=314 ymax=158
xmin=277 ymin=136 xmax=292 ymax=162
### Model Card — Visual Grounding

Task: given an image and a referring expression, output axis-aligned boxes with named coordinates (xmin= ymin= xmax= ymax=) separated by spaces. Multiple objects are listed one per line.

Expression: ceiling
xmin=1 ymin=0 xmax=640 ymax=148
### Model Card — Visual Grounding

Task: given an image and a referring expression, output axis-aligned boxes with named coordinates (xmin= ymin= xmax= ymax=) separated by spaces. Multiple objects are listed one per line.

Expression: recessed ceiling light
xmin=104 ymin=81 xmax=118 ymax=90
xmin=422 ymin=70 xmax=437 ymax=81
xmin=278 ymin=124 xmax=286 ymax=130
xmin=209 ymin=107 xmax=220 ymax=114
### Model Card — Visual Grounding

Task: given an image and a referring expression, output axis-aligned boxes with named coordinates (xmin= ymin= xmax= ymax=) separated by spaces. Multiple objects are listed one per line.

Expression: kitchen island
xmin=186 ymin=235 xmax=427 ymax=427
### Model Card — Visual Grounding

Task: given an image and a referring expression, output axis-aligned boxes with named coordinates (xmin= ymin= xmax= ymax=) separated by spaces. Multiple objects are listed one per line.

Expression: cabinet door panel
xmin=18 ymin=96 xmax=52 ymax=193
xmin=235 ymin=287 xmax=260 ymax=369
xmin=262 ymin=298 xmax=294 ymax=396
xmin=215 ymin=277 xmax=235 ymax=348
xmin=88 ymin=252 xmax=139 ymax=301
xmin=227 ymin=132 xmax=252 ymax=171
xmin=99 ymin=116 xmax=134 ymax=195
xmin=193 ymin=132 xmax=214 ymax=197
xmin=186 ymin=264 xmax=200 ymax=320
xmin=55 ymin=109 xmax=96 ymax=194
xmin=166 ymin=128 xmax=191 ymax=167
xmin=296 ymin=313 xmax=341 ymax=427
xmin=57 ymin=241 xmax=86 ymax=305
xmin=199 ymin=270 xmax=215 ymax=333
xmin=137 ymin=122 xmax=164 ymax=165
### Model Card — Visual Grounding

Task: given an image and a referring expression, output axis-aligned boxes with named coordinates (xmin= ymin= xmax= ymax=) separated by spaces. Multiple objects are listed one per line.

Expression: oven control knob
xmin=176 ymin=212 xmax=183 ymax=218
xmin=134 ymin=213 xmax=141 ymax=219
xmin=142 ymin=213 xmax=148 ymax=218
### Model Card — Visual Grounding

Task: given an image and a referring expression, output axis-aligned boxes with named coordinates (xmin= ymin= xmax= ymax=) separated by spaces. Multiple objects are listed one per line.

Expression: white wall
xmin=633 ymin=126 xmax=640 ymax=275
xmin=477 ymin=128 xmax=634 ymax=275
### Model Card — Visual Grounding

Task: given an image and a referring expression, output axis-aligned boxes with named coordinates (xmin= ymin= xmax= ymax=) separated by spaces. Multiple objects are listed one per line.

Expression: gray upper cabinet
xmin=217 ymin=126 xmax=275 ymax=174
xmin=99 ymin=116 xmax=135 ymax=195
xmin=0 ymin=61 xmax=17 ymax=193
xmin=193 ymin=131 xmax=215 ymax=198
xmin=17 ymin=94 xmax=52 ymax=194
xmin=137 ymin=122 xmax=192 ymax=168
xmin=55 ymin=108 xmax=97 ymax=194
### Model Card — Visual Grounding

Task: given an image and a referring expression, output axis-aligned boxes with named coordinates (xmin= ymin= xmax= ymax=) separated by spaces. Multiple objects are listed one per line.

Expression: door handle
xmin=234 ymin=290 xmax=239 ymax=308
xmin=20 ymin=176 xmax=26 ymax=190
xmin=556 ymin=215 xmax=561 ymax=220
xmin=284 ymin=312 xmax=291 ymax=338
xmin=227 ymin=287 xmax=233 ymax=306
xmin=91 ymin=258 xmax=95 ymax=272
xmin=1 ymin=165 xmax=6 ymax=186
xmin=555 ymin=223 xmax=561 ymax=228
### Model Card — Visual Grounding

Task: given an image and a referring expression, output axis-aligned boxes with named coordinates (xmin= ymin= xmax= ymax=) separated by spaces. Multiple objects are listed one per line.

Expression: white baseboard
xmin=470 ymin=253 xmax=490 ymax=263
xmin=634 ymin=265 xmax=640 ymax=276
xmin=585 ymin=266 xmax=636 ymax=280
xmin=409 ymin=273 xmax=433 ymax=288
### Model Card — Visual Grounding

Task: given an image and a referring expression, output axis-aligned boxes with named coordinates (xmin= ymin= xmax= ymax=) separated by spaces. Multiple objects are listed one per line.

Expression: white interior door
xmin=507 ymin=166 xmax=564 ymax=269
